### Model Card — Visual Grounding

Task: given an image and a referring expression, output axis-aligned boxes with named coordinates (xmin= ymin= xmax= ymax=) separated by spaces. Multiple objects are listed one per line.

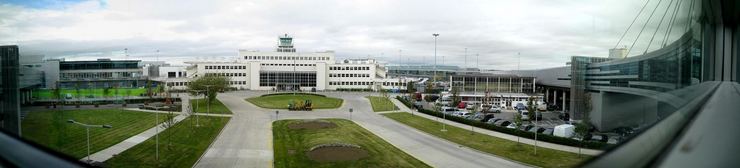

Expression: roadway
xmin=194 ymin=91 xmax=529 ymax=168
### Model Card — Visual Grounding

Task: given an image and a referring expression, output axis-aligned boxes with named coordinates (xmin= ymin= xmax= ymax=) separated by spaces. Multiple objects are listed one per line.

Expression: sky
xmin=0 ymin=0 xmax=692 ymax=70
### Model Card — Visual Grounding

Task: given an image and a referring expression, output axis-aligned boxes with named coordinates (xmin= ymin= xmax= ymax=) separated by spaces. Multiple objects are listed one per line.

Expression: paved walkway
xmin=195 ymin=91 xmax=529 ymax=168
xmin=82 ymin=95 xmax=191 ymax=162
xmin=390 ymin=98 xmax=603 ymax=156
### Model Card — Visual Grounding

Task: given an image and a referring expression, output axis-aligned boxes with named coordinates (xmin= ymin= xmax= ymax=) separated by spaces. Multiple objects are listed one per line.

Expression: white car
xmin=506 ymin=123 xmax=518 ymax=129
xmin=520 ymin=110 xmax=530 ymax=121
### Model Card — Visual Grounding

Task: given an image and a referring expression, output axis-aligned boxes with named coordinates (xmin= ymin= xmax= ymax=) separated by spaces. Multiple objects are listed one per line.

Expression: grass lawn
xmin=246 ymin=94 xmax=343 ymax=109
xmin=382 ymin=113 xmax=587 ymax=168
xmin=33 ymin=88 xmax=148 ymax=100
xmin=273 ymin=119 xmax=429 ymax=168
xmin=366 ymin=96 xmax=399 ymax=112
xmin=21 ymin=109 xmax=169 ymax=159
xmin=105 ymin=116 xmax=229 ymax=168
xmin=190 ymin=98 xmax=233 ymax=114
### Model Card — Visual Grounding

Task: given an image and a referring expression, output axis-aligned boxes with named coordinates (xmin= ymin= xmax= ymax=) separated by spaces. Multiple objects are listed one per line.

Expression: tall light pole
xmin=432 ymin=33 xmax=439 ymax=83
xmin=67 ymin=120 xmax=112 ymax=163
xmin=155 ymin=110 xmax=159 ymax=162
xmin=534 ymin=114 xmax=538 ymax=155
xmin=192 ymin=90 xmax=203 ymax=127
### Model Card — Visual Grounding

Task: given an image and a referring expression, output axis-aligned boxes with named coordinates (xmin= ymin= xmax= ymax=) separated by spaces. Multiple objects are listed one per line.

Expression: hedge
xmin=396 ymin=96 xmax=609 ymax=149
xmin=260 ymin=93 xmax=327 ymax=97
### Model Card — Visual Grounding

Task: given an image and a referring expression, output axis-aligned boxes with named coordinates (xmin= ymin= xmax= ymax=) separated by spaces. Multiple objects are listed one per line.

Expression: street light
xmin=432 ymin=33 xmax=439 ymax=83
xmin=534 ymin=113 xmax=538 ymax=155
xmin=275 ymin=110 xmax=279 ymax=120
xmin=67 ymin=119 xmax=112 ymax=163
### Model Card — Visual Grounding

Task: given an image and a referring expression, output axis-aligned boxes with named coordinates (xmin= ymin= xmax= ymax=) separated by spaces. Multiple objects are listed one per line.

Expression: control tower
xmin=276 ymin=34 xmax=296 ymax=52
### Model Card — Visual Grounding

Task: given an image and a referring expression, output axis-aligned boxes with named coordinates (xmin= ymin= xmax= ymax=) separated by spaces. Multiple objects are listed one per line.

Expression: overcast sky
xmin=1 ymin=0 xmax=688 ymax=70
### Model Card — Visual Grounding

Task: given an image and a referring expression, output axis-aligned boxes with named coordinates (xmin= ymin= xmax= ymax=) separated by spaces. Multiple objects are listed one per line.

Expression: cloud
xmin=1 ymin=0 xmax=689 ymax=70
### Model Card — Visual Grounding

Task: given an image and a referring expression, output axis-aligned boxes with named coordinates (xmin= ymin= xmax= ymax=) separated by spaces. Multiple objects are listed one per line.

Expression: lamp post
xmin=67 ymin=120 xmax=112 ymax=163
xmin=275 ymin=110 xmax=279 ymax=120
xmin=534 ymin=114 xmax=538 ymax=155
xmin=192 ymin=90 xmax=203 ymax=127
xmin=203 ymin=85 xmax=216 ymax=122
xmin=155 ymin=111 xmax=159 ymax=161
xmin=432 ymin=33 xmax=439 ymax=83
xmin=349 ymin=108 xmax=353 ymax=120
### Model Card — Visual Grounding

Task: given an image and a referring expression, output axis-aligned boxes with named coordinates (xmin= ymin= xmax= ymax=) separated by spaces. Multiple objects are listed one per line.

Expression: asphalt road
xmin=194 ymin=91 xmax=529 ymax=168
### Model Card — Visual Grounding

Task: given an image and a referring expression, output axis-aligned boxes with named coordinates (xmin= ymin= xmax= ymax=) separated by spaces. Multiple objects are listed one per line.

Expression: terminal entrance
xmin=276 ymin=83 xmax=301 ymax=91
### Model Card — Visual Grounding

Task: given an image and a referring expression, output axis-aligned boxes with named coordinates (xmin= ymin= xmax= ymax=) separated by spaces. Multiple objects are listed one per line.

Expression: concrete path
xmin=82 ymin=95 xmax=191 ymax=162
xmin=195 ymin=91 xmax=529 ymax=168
xmin=390 ymin=98 xmax=603 ymax=156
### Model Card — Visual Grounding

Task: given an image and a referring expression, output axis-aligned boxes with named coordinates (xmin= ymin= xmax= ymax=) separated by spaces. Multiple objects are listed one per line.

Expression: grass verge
xmin=21 ymin=109 xmax=169 ymax=158
xmin=366 ymin=96 xmax=399 ymax=112
xmin=33 ymin=88 xmax=148 ymax=100
xmin=190 ymin=98 xmax=233 ymax=114
xmin=105 ymin=116 xmax=229 ymax=167
xmin=246 ymin=94 xmax=343 ymax=109
xmin=382 ymin=112 xmax=588 ymax=168
xmin=273 ymin=119 xmax=429 ymax=168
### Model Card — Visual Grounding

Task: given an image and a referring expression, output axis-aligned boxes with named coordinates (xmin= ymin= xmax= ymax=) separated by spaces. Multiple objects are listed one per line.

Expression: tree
xmin=574 ymin=120 xmax=591 ymax=158
xmin=526 ymin=96 xmax=536 ymax=120
xmin=187 ymin=75 xmax=229 ymax=105
xmin=103 ymin=87 xmax=111 ymax=99
xmin=513 ymin=113 xmax=523 ymax=145
xmin=450 ymin=86 xmax=461 ymax=108
xmin=406 ymin=81 xmax=416 ymax=96
xmin=74 ymin=82 xmax=81 ymax=101
xmin=145 ymin=80 xmax=153 ymax=99
xmin=424 ymin=82 xmax=434 ymax=94
xmin=156 ymin=83 xmax=165 ymax=97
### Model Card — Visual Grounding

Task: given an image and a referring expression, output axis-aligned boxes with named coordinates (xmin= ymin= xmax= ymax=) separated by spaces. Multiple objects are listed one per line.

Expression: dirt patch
xmin=287 ymin=120 xmax=338 ymax=130
xmin=306 ymin=145 xmax=368 ymax=162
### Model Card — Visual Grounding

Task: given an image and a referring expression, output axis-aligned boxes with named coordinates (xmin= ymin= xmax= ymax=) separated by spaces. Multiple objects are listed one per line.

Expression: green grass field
xmin=33 ymin=88 xmax=148 ymax=100
xmin=246 ymin=94 xmax=343 ymax=109
xmin=191 ymin=98 xmax=233 ymax=114
xmin=21 ymin=109 xmax=169 ymax=158
xmin=366 ymin=96 xmax=399 ymax=112
xmin=273 ymin=119 xmax=429 ymax=168
xmin=105 ymin=116 xmax=228 ymax=167
xmin=382 ymin=113 xmax=587 ymax=168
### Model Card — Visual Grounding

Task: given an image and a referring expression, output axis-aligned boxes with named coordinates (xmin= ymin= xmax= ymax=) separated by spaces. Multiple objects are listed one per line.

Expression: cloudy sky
xmin=0 ymin=0 xmax=688 ymax=70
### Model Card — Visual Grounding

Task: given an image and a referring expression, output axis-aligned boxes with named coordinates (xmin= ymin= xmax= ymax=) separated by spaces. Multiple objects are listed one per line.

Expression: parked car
xmin=506 ymin=123 xmax=518 ymax=129
xmin=591 ymin=135 xmax=608 ymax=142
xmin=528 ymin=126 xmax=545 ymax=133
xmin=477 ymin=114 xmax=495 ymax=122
xmin=519 ymin=124 xmax=533 ymax=131
xmin=486 ymin=118 xmax=501 ymax=124
xmin=441 ymin=106 xmax=456 ymax=114
xmin=491 ymin=105 xmax=502 ymax=113
xmin=495 ymin=120 xmax=511 ymax=127
xmin=535 ymin=111 xmax=543 ymax=120
xmin=558 ymin=112 xmax=570 ymax=121
xmin=520 ymin=110 xmax=530 ymax=121
xmin=547 ymin=104 xmax=559 ymax=111
xmin=543 ymin=128 xmax=555 ymax=135
xmin=515 ymin=103 xmax=526 ymax=110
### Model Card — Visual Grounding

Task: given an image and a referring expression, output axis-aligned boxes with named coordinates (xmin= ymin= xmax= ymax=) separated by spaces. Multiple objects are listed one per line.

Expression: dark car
xmin=528 ymin=126 xmax=545 ymax=133
xmin=479 ymin=114 xmax=495 ymax=122
xmin=543 ymin=128 xmax=554 ymax=135
xmin=519 ymin=124 xmax=533 ymax=131
xmin=515 ymin=103 xmax=526 ymax=110
xmin=495 ymin=120 xmax=511 ymax=127
xmin=535 ymin=112 xmax=543 ymax=120
xmin=547 ymin=104 xmax=559 ymax=111
xmin=558 ymin=112 xmax=570 ymax=121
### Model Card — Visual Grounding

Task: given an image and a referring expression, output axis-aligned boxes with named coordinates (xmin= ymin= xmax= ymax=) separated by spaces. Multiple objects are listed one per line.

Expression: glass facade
xmin=259 ymin=71 xmax=317 ymax=88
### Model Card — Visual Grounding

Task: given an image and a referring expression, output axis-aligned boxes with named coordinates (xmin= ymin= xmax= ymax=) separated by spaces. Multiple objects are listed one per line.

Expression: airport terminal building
xmin=155 ymin=34 xmax=411 ymax=91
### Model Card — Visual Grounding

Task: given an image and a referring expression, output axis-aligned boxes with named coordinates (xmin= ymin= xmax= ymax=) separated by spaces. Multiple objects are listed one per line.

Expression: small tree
xmin=145 ymin=80 xmax=153 ymax=99
xmin=406 ymin=81 xmax=416 ymax=96
xmin=156 ymin=83 xmax=165 ymax=97
xmin=424 ymin=82 xmax=434 ymax=94
xmin=526 ymin=96 xmax=536 ymax=120
xmin=103 ymin=87 xmax=111 ymax=100
xmin=187 ymin=75 xmax=229 ymax=105
xmin=513 ymin=113 xmax=523 ymax=145
xmin=74 ymin=82 xmax=81 ymax=101
xmin=450 ymin=87 xmax=461 ymax=108
xmin=574 ymin=121 xmax=591 ymax=157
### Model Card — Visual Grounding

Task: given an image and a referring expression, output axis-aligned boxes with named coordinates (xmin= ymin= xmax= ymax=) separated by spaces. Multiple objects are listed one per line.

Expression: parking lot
xmin=420 ymin=102 xmax=568 ymax=129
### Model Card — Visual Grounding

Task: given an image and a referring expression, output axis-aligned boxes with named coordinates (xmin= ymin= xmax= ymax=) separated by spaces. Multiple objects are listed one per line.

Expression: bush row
xmin=396 ymin=96 xmax=608 ymax=149
xmin=260 ymin=92 xmax=327 ymax=97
